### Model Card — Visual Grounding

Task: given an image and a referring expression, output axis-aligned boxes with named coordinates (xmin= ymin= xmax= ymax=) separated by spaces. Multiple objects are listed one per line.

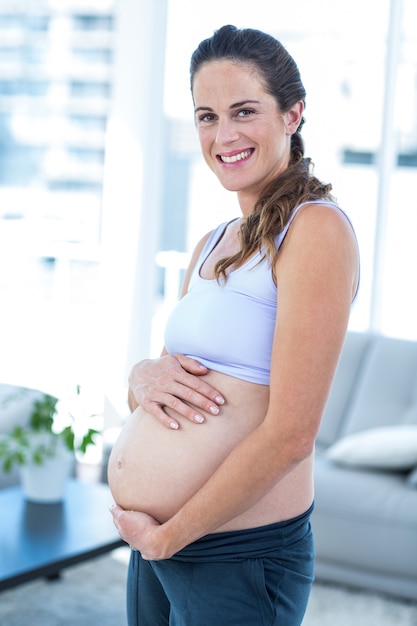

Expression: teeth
xmin=220 ymin=150 xmax=251 ymax=163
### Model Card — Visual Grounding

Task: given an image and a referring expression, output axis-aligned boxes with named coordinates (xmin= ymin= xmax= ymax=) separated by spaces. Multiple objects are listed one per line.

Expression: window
xmin=0 ymin=80 xmax=21 ymax=95
xmin=0 ymin=14 xmax=21 ymax=29
xmin=72 ymin=15 xmax=114 ymax=31
xmin=72 ymin=47 xmax=113 ymax=64
xmin=24 ymin=80 xmax=49 ymax=96
xmin=0 ymin=3 xmax=115 ymax=395
xmin=23 ymin=45 xmax=48 ymax=65
xmin=69 ymin=114 xmax=107 ymax=131
xmin=25 ymin=14 xmax=49 ymax=31
xmin=67 ymin=147 xmax=105 ymax=163
xmin=0 ymin=47 xmax=21 ymax=62
xmin=69 ymin=80 xmax=111 ymax=98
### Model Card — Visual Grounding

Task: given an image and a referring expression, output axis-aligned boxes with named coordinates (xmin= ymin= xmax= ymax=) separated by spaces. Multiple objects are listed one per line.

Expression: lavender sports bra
xmin=164 ymin=201 xmax=358 ymax=385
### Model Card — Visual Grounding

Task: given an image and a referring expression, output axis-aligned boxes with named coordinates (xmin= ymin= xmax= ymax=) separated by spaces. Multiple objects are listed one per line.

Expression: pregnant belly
xmin=107 ymin=374 xmax=269 ymax=523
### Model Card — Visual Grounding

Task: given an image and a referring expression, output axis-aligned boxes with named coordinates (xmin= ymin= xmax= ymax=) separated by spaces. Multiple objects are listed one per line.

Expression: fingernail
xmin=170 ymin=421 xmax=179 ymax=430
xmin=194 ymin=414 xmax=205 ymax=423
xmin=209 ymin=405 xmax=219 ymax=415
xmin=215 ymin=396 xmax=225 ymax=405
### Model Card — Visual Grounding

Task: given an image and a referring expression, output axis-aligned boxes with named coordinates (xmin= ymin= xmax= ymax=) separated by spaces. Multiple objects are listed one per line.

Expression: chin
xmin=217 ymin=176 xmax=253 ymax=193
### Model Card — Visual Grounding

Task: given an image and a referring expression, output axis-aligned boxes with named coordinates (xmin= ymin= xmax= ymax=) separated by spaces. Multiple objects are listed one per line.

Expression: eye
xmin=236 ymin=108 xmax=255 ymax=118
xmin=197 ymin=112 xmax=217 ymax=124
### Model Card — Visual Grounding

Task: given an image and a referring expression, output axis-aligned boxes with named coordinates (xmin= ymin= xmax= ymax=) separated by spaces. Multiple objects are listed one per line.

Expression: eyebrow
xmin=194 ymin=99 xmax=261 ymax=114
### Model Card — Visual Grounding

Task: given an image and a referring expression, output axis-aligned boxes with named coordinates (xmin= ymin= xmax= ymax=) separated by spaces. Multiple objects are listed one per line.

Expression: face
xmin=192 ymin=59 xmax=303 ymax=214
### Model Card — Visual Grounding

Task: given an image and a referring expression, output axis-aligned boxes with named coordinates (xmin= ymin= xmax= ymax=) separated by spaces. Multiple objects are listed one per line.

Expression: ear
xmin=284 ymin=100 xmax=304 ymax=135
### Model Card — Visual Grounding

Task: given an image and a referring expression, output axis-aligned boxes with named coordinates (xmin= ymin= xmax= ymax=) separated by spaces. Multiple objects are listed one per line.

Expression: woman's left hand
xmin=110 ymin=504 xmax=172 ymax=560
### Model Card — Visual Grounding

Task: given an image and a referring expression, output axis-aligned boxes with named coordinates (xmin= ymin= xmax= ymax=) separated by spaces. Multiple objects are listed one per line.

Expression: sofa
xmin=313 ymin=331 xmax=417 ymax=601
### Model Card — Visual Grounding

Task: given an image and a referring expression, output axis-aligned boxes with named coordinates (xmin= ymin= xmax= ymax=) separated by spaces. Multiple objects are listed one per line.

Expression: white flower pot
xmin=20 ymin=452 xmax=73 ymax=503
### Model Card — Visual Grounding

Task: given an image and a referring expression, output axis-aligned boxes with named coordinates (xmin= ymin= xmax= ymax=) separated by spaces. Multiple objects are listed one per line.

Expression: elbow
xmin=282 ymin=430 xmax=316 ymax=467
xmin=263 ymin=409 xmax=320 ymax=467
xmin=293 ymin=440 xmax=314 ymax=466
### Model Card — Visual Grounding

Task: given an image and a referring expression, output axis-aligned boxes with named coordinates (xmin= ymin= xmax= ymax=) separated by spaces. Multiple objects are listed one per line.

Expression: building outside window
xmin=0 ymin=0 xmax=115 ymax=396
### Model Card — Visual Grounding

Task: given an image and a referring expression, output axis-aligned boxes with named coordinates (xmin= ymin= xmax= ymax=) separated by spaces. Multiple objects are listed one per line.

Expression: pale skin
xmin=110 ymin=59 xmax=359 ymax=559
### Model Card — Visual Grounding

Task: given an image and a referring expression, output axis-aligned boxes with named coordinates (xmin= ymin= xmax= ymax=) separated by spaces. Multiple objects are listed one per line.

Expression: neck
xmin=237 ymin=192 xmax=257 ymax=218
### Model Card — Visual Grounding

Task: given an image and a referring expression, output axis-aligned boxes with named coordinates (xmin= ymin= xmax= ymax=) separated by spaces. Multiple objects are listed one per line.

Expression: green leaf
xmin=30 ymin=394 xmax=58 ymax=431
xmin=60 ymin=426 xmax=75 ymax=451
xmin=78 ymin=429 xmax=100 ymax=454
xmin=33 ymin=450 xmax=45 ymax=465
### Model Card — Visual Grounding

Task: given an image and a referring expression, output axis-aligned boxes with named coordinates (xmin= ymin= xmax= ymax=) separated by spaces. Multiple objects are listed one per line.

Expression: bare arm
xmin=127 ymin=230 xmax=225 ymax=428
xmin=112 ymin=205 xmax=359 ymax=557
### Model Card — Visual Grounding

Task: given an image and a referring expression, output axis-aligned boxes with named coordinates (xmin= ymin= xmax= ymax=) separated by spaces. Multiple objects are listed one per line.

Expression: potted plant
xmin=0 ymin=386 xmax=100 ymax=502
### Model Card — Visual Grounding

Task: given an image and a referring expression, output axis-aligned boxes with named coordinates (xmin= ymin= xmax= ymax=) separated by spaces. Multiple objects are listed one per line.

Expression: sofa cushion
xmin=325 ymin=425 xmax=417 ymax=470
xmin=340 ymin=335 xmax=417 ymax=437
xmin=313 ymin=455 xmax=417 ymax=580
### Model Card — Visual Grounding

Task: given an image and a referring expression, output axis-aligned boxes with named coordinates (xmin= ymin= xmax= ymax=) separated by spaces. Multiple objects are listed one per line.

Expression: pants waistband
xmin=171 ymin=502 xmax=314 ymax=562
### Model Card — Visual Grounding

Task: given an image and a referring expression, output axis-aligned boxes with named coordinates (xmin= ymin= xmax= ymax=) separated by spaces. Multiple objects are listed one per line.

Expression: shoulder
xmin=277 ymin=202 xmax=359 ymax=301
xmin=286 ymin=202 xmax=357 ymax=247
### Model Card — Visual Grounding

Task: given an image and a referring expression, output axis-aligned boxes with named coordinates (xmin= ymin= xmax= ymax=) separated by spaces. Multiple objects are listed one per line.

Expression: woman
xmin=109 ymin=25 xmax=359 ymax=625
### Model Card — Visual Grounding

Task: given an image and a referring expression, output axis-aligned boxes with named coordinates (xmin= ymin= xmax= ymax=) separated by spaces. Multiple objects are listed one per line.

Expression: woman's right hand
xmin=128 ymin=354 xmax=225 ymax=429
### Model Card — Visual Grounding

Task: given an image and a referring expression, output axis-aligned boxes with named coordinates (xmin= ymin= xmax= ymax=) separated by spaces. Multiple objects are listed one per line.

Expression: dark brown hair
xmin=190 ymin=25 xmax=334 ymax=281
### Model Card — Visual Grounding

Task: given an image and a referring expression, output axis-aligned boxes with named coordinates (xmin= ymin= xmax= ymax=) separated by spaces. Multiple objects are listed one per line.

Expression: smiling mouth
xmin=218 ymin=149 xmax=253 ymax=164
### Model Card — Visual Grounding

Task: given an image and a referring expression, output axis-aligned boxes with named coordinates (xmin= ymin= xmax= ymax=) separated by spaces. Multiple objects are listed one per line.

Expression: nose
xmin=215 ymin=116 xmax=239 ymax=146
